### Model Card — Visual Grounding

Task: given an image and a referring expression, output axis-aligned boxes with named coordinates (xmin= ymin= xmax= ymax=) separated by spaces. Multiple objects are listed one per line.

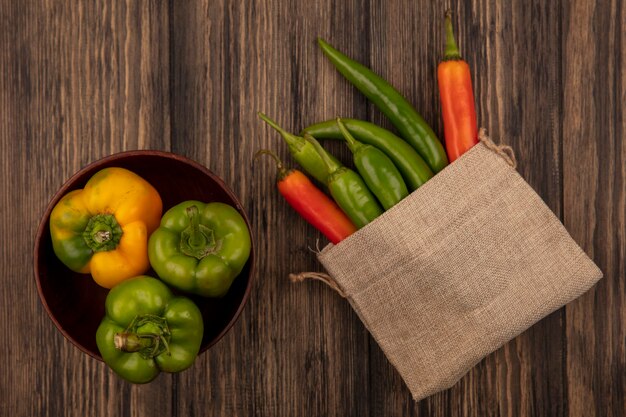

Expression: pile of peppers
xmin=258 ymin=13 xmax=478 ymax=243
xmin=50 ymin=167 xmax=251 ymax=384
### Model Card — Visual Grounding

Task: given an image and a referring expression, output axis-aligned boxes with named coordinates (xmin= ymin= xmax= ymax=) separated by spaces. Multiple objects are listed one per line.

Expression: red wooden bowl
xmin=34 ymin=150 xmax=255 ymax=360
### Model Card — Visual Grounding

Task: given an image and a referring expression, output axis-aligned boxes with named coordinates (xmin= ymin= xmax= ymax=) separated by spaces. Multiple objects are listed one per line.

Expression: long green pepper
xmin=317 ymin=38 xmax=448 ymax=173
xmin=302 ymin=118 xmax=433 ymax=190
xmin=258 ymin=112 xmax=340 ymax=184
xmin=304 ymin=134 xmax=382 ymax=229
xmin=336 ymin=119 xmax=408 ymax=210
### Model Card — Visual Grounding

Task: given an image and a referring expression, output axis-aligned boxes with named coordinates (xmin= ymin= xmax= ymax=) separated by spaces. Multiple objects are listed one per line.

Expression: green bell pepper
xmin=148 ymin=200 xmax=251 ymax=297
xmin=96 ymin=276 xmax=203 ymax=384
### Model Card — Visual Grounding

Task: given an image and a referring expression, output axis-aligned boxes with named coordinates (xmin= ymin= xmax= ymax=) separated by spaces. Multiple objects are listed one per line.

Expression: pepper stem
xmin=179 ymin=205 xmax=217 ymax=260
xmin=336 ymin=118 xmax=363 ymax=154
xmin=114 ymin=332 xmax=153 ymax=351
xmin=303 ymin=133 xmax=342 ymax=176
xmin=82 ymin=214 xmax=123 ymax=252
xmin=258 ymin=112 xmax=306 ymax=153
xmin=94 ymin=230 xmax=111 ymax=243
xmin=444 ymin=11 xmax=462 ymax=61
xmin=114 ymin=314 xmax=171 ymax=359
xmin=254 ymin=149 xmax=291 ymax=181
xmin=186 ymin=206 xmax=205 ymax=247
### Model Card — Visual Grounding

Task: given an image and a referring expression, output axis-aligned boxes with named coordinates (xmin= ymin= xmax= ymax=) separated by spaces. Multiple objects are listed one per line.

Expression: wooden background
xmin=1 ymin=0 xmax=624 ymax=415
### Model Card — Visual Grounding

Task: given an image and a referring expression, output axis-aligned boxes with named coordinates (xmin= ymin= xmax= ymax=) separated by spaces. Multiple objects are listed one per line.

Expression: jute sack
xmin=293 ymin=132 xmax=603 ymax=401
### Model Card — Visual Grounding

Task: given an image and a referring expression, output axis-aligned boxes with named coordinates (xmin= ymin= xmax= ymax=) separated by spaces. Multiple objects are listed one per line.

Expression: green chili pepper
xmin=304 ymin=134 xmax=382 ymax=228
xmin=148 ymin=201 xmax=251 ymax=297
xmin=336 ymin=118 xmax=408 ymax=210
xmin=258 ymin=112 xmax=340 ymax=184
xmin=96 ymin=276 xmax=203 ymax=384
xmin=302 ymin=118 xmax=433 ymax=190
xmin=317 ymin=38 xmax=448 ymax=173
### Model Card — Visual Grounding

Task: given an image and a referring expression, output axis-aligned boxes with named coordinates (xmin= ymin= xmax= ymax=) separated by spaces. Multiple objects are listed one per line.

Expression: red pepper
xmin=256 ymin=150 xmax=357 ymax=244
xmin=437 ymin=11 xmax=478 ymax=163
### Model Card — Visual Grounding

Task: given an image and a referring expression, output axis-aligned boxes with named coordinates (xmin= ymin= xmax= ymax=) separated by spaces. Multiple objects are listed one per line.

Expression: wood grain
xmin=0 ymin=0 xmax=623 ymax=415
xmin=562 ymin=1 xmax=625 ymax=416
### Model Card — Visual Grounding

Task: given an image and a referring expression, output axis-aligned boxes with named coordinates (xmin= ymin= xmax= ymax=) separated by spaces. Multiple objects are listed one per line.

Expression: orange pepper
xmin=50 ymin=167 xmax=162 ymax=288
xmin=437 ymin=12 xmax=479 ymax=163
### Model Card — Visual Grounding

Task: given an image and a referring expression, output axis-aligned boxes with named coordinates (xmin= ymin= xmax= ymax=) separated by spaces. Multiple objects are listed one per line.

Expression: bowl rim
xmin=33 ymin=149 xmax=256 ymax=361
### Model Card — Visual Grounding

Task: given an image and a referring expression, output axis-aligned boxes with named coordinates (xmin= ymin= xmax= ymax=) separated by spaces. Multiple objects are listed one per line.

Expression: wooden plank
xmin=168 ymin=1 xmax=370 ymax=416
xmin=0 ymin=1 xmax=170 ymax=416
xmin=562 ymin=0 xmax=626 ymax=416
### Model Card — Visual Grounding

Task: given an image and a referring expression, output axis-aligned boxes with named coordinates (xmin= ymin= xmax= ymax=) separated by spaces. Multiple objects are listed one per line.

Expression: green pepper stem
xmin=82 ymin=214 xmax=123 ymax=252
xmin=444 ymin=10 xmax=462 ymax=61
xmin=254 ymin=149 xmax=291 ymax=181
xmin=303 ymin=133 xmax=342 ymax=175
xmin=258 ymin=112 xmax=306 ymax=152
xmin=179 ymin=205 xmax=217 ymax=260
xmin=114 ymin=332 xmax=154 ymax=352
xmin=186 ymin=206 xmax=206 ymax=247
xmin=336 ymin=118 xmax=363 ymax=154
xmin=94 ymin=230 xmax=111 ymax=243
xmin=114 ymin=314 xmax=171 ymax=359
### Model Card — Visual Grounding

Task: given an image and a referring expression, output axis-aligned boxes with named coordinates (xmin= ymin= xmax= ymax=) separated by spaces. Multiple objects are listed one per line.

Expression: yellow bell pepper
xmin=50 ymin=167 xmax=163 ymax=288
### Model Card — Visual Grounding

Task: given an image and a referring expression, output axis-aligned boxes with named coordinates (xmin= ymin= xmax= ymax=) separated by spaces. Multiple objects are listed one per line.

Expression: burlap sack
xmin=297 ymin=133 xmax=603 ymax=401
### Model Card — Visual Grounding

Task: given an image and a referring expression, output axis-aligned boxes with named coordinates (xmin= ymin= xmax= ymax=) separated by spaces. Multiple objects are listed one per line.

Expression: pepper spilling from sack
xmin=258 ymin=12 xmax=605 ymax=403
xmin=258 ymin=13 xmax=478 ymax=240
xmin=255 ymin=150 xmax=357 ymax=244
